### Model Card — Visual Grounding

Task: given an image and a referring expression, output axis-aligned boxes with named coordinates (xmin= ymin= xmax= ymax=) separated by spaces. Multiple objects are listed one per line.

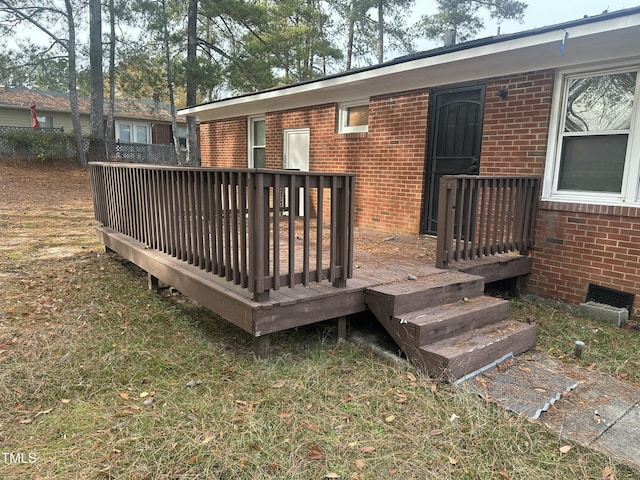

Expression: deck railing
xmin=89 ymin=162 xmax=355 ymax=301
xmin=435 ymin=175 xmax=540 ymax=269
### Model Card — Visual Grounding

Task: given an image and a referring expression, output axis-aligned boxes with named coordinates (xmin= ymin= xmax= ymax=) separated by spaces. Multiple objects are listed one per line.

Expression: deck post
xmin=436 ymin=177 xmax=456 ymax=269
xmin=332 ymin=176 xmax=350 ymax=288
xmin=148 ymin=273 xmax=160 ymax=293
xmin=253 ymin=335 xmax=270 ymax=359
xmin=337 ymin=315 xmax=347 ymax=343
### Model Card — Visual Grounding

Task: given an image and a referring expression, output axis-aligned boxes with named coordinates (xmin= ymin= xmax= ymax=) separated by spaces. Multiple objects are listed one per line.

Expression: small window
xmin=36 ymin=115 xmax=53 ymax=129
xmin=177 ymin=126 xmax=187 ymax=148
xmin=248 ymin=116 xmax=266 ymax=168
xmin=338 ymin=100 xmax=369 ymax=133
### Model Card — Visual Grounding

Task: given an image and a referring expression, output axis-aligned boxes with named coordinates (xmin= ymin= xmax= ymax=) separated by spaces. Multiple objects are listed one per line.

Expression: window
xmin=338 ymin=100 xmax=369 ymax=134
xmin=543 ymin=66 xmax=640 ymax=204
xmin=248 ymin=116 xmax=266 ymax=168
xmin=177 ymin=126 xmax=187 ymax=148
xmin=36 ymin=115 xmax=53 ymax=129
xmin=116 ymin=121 xmax=151 ymax=144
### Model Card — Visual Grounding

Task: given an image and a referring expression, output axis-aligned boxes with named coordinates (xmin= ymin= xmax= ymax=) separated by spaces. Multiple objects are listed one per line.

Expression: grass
xmin=2 ymin=250 xmax=639 ymax=479
xmin=510 ymin=298 xmax=640 ymax=384
xmin=1 ymin=159 xmax=639 ymax=478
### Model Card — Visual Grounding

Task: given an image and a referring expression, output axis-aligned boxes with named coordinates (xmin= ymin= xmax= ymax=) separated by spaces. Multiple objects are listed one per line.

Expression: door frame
xmin=420 ymin=82 xmax=486 ymax=235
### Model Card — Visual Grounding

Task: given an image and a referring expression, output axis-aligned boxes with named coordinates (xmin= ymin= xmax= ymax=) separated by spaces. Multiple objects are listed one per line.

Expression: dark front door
xmin=421 ymin=84 xmax=485 ymax=235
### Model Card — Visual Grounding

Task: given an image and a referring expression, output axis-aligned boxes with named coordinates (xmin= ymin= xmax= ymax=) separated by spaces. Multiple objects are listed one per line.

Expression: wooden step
xmin=416 ymin=319 xmax=536 ymax=381
xmin=365 ymin=270 xmax=485 ymax=320
xmin=399 ymin=296 xmax=510 ymax=347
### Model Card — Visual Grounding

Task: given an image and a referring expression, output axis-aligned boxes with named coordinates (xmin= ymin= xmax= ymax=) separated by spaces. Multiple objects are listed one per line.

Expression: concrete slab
xmin=523 ymin=352 xmax=640 ymax=472
xmin=594 ymin=405 xmax=640 ymax=468
xmin=459 ymin=351 xmax=640 ymax=473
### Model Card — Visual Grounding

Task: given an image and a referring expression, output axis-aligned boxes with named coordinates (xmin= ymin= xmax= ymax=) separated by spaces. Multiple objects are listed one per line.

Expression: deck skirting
xmin=96 ymin=226 xmax=371 ymax=338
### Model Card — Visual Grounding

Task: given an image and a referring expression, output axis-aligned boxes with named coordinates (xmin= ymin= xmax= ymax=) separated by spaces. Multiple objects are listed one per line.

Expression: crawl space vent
xmin=586 ymin=284 xmax=635 ymax=314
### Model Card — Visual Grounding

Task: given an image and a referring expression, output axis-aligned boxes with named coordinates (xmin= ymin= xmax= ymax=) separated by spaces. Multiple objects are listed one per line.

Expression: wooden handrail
xmin=436 ymin=175 xmax=540 ymax=269
xmin=89 ymin=162 xmax=356 ymax=301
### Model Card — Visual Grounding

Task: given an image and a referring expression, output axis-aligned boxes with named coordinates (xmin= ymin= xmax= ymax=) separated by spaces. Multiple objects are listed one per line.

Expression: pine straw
xmin=1 ymin=159 xmax=638 ymax=479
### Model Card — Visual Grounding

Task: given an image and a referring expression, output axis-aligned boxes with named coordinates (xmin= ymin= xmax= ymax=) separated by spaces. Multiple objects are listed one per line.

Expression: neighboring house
xmin=0 ymin=87 xmax=188 ymax=149
xmin=180 ymin=7 xmax=640 ymax=315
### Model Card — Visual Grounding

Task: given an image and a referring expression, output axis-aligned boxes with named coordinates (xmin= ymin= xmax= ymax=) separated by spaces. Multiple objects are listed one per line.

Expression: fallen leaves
xmin=13 ymin=405 xmax=53 ymax=424
xmin=602 ymin=465 xmax=616 ymax=480
xmin=308 ymin=445 xmax=324 ymax=460
xmin=359 ymin=446 xmax=376 ymax=453
xmin=559 ymin=445 xmax=572 ymax=454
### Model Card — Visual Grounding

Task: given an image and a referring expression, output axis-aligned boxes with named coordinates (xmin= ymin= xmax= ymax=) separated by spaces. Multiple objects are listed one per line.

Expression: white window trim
xmin=115 ymin=121 xmax=151 ymax=144
xmin=247 ymin=115 xmax=265 ymax=168
xmin=338 ymin=99 xmax=369 ymax=134
xmin=542 ymin=63 xmax=640 ymax=205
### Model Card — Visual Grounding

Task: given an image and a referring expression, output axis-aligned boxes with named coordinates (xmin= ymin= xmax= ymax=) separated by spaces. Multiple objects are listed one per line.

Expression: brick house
xmin=180 ymin=7 xmax=640 ymax=314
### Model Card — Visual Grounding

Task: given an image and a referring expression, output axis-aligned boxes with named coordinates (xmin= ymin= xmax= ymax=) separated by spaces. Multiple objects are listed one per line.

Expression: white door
xmin=283 ymin=128 xmax=310 ymax=216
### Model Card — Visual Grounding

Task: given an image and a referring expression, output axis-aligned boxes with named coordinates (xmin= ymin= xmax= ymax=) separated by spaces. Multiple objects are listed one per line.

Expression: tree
xmin=185 ymin=0 xmax=198 ymax=165
xmin=88 ymin=0 xmax=106 ymax=161
xmin=328 ymin=0 xmax=414 ymax=69
xmin=417 ymin=0 xmax=527 ymax=46
xmin=0 ymin=0 xmax=86 ymax=166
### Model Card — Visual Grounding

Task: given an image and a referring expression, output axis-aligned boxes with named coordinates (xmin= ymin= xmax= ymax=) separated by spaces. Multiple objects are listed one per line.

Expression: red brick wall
xmin=480 ymin=71 xmax=554 ymax=176
xmin=263 ymin=92 xmax=429 ymax=233
xmin=199 ymin=118 xmax=247 ymax=168
xmin=481 ymin=70 xmax=640 ymax=314
xmin=197 ymin=70 xmax=640 ymax=313
xmin=528 ymin=203 xmax=640 ymax=314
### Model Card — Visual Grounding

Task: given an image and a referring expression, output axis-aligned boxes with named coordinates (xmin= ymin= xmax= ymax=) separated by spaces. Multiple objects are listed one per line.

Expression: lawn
xmin=1 ymin=158 xmax=638 ymax=479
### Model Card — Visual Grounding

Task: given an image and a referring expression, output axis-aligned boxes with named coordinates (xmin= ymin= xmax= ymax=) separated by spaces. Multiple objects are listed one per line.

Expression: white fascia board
xmin=179 ymin=13 xmax=640 ymax=122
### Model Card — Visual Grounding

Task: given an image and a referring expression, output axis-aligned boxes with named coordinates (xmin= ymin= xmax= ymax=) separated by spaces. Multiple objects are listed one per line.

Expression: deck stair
xmin=364 ymin=270 xmax=536 ymax=381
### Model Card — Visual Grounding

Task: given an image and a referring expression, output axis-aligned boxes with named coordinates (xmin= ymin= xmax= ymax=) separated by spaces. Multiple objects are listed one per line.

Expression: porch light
xmin=496 ymin=88 xmax=509 ymax=99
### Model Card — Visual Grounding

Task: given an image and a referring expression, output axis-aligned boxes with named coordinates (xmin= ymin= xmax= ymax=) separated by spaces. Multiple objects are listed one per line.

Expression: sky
xmin=410 ymin=0 xmax=638 ymax=51
xmin=7 ymin=1 xmax=640 ymax=62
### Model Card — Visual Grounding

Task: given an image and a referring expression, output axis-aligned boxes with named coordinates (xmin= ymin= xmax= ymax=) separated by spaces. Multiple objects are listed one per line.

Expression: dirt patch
xmin=0 ymin=157 xmax=99 ymax=262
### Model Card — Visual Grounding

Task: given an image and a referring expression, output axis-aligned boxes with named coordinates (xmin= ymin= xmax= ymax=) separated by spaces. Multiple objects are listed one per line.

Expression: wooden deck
xmin=96 ymin=223 xmax=532 ymax=363
xmin=90 ymin=164 xmax=539 ymax=377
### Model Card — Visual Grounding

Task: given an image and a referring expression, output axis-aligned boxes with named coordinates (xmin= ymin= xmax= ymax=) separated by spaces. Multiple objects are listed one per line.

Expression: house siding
xmin=198 ymin=68 xmax=640 ymax=314
xmin=0 ymin=109 xmax=31 ymax=128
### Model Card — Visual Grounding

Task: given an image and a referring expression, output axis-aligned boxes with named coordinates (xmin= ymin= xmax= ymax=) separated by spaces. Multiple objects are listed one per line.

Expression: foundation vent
xmin=586 ymin=284 xmax=635 ymax=314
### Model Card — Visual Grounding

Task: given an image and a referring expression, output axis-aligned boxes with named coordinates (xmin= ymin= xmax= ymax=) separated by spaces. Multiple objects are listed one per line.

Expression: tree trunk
xmin=105 ymin=0 xmax=116 ymax=156
xmin=162 ymin=0 xmax=181 ymax=164
xmin=185 ymin=0 xmax=199 ymax=165
xmin=89 ymin=0 xmax=105 ymax=162
xmin=377 ymin=0 xmax=384 ymax=63
xmin=64 ymin=0 xmax=86 ymax=166
xmin=346 ymin=1 xmax=355 ymax=70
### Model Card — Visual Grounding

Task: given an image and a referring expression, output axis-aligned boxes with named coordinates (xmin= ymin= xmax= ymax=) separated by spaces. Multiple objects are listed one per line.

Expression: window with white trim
xmin=543 ymin=66 xmax=640 ymax=204
xmin=338 ymin=100 xmax=369 ymax=134
xmin=248 ymin=116 xmax=266 ymax=168
xmin=115 ymin=121 xmax=151 ymax=144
